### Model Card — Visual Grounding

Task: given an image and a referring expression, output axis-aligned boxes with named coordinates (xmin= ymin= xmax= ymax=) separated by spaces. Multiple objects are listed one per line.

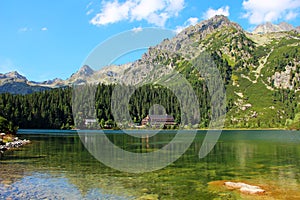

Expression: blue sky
xmin=0 ymin=0 xmax=300 ymax=81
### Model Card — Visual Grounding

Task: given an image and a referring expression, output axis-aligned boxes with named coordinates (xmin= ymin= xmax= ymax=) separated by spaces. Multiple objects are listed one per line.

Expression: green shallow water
xmin=0 ymin=130 xmax=300 ymax=199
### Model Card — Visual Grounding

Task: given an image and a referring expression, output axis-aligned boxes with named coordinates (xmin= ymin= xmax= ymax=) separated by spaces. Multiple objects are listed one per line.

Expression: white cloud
xmin=86 ymin=2 xmax=94 ymax=15
xmin=166 ymin=0 xmax=185 ymax=16
xmin=131 ymin=0 xmax=165 ymax=20
xmin=175 ymin=17 xmax=199 ymax=33
xmin=187 ymin=17 xmax=199 ymax=25
xmin=203 ymin=6 xmax=230 ymax=19
xmin=285 ymin=11 xmax=298 ymax=20
xmin=90 ymin=0 xmax=185 ymax=27
xmin=86 ymin=9 xmax=94 ymax=15
xmin=242 ymin=0 xmax=300 ymax=24
xmin=41 ymin=27 xmax=48 ymax=31
xmin=132 ymin=26 xmax=143 ymax=33
xmin=86 ymin=1 xmax=93 ymax=9
xmin=18 ymin=27 xmax=31 ymax=32
xmin=90 ymin=0 xmax=134 ymax=25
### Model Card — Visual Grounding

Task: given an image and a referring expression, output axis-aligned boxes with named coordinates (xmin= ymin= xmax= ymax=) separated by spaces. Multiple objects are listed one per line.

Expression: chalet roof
xmin=148 ymin=115 xmax=174 ymax=119
xmin=141 ymin=114 xmax=176 ymax=125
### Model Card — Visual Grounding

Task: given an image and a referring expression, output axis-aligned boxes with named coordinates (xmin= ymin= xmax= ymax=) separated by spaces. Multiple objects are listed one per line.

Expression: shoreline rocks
xmin=0 ymin=137 xmax=30 ymax=157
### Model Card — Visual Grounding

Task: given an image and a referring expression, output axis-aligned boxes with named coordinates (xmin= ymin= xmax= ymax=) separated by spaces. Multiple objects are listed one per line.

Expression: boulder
xmin=224 ymin=182 xmax=265 ymax=195
xmin=240 ymin=186 xmax=265 ymax=194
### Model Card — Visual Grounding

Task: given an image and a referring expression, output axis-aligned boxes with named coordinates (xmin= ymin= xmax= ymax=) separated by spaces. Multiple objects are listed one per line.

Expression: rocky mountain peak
xmin=68 ymin=65 xmax=95 ymax=84
xmin=147 ymin=15 xmax=244 ymax=62
xmin=0 ymin=71 xmax=27 ymax=82
xmin=177 ymin=15 xmax=242 ymax=38
xmin=6 ymin=71 xmax=27 ymax=80
xmin=253 ymin=21 xmax=295 ymax=34
xmin=77 ymin=65 xmax=94 ymax=76
xmin=70 ymin=65 xmax=94 ymax=80
xmin=278 ymin=22 xmax=294 ymax=30
xmin=40 ymin=78 xmax=63 ymax=85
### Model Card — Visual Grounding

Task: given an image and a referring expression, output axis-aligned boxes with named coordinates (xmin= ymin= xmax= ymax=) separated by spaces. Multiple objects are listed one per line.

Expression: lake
xmin=0 ymin=130 xmax=300 ymax=199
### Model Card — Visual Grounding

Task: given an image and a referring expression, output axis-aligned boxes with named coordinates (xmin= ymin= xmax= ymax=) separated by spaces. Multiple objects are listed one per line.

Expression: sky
xmin=0 ymin=0 xmax=300 ymax=81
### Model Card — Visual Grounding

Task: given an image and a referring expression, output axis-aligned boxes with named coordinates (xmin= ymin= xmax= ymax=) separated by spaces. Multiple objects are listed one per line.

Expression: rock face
xmin=272 ymin=66 xmax=296 ymax=89
xmin=71 ymin=65 xmax=94 ymax=78
xmin=253 ymin=22 xmax=295 ymax=34
xmin=67 ymin=65 xmax=95 ymax=84
xmin=224 ymin=182 xmax=265 ymax=195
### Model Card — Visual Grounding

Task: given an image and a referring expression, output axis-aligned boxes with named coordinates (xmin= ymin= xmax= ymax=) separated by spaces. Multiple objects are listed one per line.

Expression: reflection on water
xmin=0 ymin=130 xmax=300 ymax=199
xmin=0 ymin=173 xmax=131 ymax=200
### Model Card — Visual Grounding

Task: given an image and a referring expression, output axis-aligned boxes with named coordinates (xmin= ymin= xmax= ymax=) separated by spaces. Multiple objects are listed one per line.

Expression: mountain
xmin=0 ymin=71 xmax=49 ymax=94
xmin=0 ymin=71 xmax=52 ymax=94
xmin=0 ymin=71 xmax=27 ymax=84
xmin=69 ymin=65 xmax=94 ymax=80
xmin=0 ymin=66 xmax=95 ymax=94
xmin=40 ymin=78 xmax=64 ymax=85
xmin=1 ymin=15 xmax=300 ymax=129
xmin=253 ymin=22 xmax=295 ymax=34
xmin=101 ymin=15 xmax=299 ymax=128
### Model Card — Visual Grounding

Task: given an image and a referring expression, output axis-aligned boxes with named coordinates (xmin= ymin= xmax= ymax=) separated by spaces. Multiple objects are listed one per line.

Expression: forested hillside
xmin=0 ymin=88 xmax=73 ymax=130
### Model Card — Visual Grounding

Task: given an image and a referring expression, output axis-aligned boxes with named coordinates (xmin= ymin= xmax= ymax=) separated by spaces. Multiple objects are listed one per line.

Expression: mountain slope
xmin=0 ymin=82 xmax=51 ymax=95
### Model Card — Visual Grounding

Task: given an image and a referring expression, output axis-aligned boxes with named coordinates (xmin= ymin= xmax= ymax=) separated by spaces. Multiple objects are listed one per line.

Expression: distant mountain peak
xmin=69 ymin=65 xmax=95 ymax=83
xmin=253 ymin=21 xmax=295 ymax=34
xmin=7 ymin=71 xmax=26 ymax=78
xmin=77 ymin=65 xmax=94 ymax=76
xmin=172 ymin=15 xmax=243 ymax=45
xmin=1 ymin=71 xmax=28 ymax=81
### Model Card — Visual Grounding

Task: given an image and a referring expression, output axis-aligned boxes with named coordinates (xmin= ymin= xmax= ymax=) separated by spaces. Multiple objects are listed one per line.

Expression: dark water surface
xmin=0 ymin=130 xmax=300 ymax=199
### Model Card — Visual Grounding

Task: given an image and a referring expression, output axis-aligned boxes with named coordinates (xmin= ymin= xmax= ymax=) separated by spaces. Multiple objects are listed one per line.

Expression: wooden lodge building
xmin=141 ymin=115 xmax=176 ymax=127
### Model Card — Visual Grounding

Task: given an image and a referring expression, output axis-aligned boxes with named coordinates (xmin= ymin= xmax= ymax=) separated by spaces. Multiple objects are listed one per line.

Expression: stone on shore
xmin=224 ymin=181 xmax=265 ymax=194
xmin=0 ymin=138 xmax=30 ymax=156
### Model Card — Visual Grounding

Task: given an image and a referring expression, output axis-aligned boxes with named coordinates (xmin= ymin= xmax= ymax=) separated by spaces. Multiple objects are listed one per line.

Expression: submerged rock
xmin=138 ymin=194 xmax=159 ymax=200
xmin=224 ymin=181 xmax=265 ymax=194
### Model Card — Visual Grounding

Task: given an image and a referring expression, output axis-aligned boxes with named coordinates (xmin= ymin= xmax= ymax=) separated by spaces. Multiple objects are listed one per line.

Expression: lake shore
xmin=17 ymin=127 xmax=291 ymax=133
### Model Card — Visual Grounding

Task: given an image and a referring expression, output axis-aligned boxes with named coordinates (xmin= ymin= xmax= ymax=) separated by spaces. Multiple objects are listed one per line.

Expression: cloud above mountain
xmin=203 ymin=6 xmax=230 ymax=20
xmin=242 ymin=0 xmax=300 ymax=24
xmin=175 ymin=17 xmax=199 ymax=33
xmin=90 ymin=0 xmax=185 ymax=27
